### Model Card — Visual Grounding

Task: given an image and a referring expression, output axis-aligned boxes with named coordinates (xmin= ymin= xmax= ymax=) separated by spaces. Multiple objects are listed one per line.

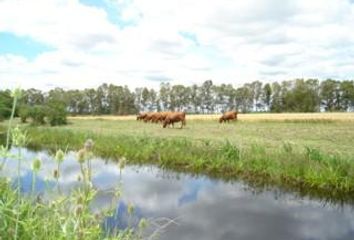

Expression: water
xmin=1 ymin=148 xmax=354 ymax=240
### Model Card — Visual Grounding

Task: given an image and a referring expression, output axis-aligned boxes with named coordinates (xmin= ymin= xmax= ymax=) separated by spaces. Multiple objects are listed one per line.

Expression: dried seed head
xmin=53 ymin=169 xmax=59 ymax=179
xmin=75 ymin=205 xmax=83 ymax=216
xmin=118 ymin=157 xmax=126 ymax=170
xmin=55 ymin=149 xmax=65 ymax=163
xmin=11 ymin=126 xmax=27 ymax=147
xmin=127 ymin=203 xmax=134 ymax=216
xmin=84 ymin=139 xmax=94 ymax=151
xmin=76 ymin=195 xmax=84 ymax=205
xmin=138 ymin=218 xmax=148 ymax=230
xmin=77 ymin=149 xmax=86 ymax=163
xmin=31 ymin=157 xmax=42 ymax=172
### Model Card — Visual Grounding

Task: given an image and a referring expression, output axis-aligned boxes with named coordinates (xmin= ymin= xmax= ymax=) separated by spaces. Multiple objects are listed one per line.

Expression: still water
xmin=1 ymin=148 xmax=354 ymax=240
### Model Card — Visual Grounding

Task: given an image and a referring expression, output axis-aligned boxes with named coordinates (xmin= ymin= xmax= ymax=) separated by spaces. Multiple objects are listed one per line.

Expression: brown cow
xmin=163 ymin=112 xmax=186 ymax=129
xmin=137 ymin=112 xmax=148 ymax=121
xmin=219 ymin=111 xmax=238 ymax=123
xmin=156 ymin=111 xmax=171 ymax=123
xmin=143 ymin=112 xmax=162 ymax=123
xmin=143 ymin=112 xmax=154 ymax=123
xmin=151 ymin=112 xmax=163 ymax=123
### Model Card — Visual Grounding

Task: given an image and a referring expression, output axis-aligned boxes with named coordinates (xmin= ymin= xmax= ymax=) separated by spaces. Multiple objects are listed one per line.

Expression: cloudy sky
xmin=1 ymin=0 xmax=354 ymax=90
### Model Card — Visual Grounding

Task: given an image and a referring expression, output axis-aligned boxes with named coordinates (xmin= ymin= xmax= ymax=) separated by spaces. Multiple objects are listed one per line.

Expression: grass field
xmin=62 ymin=113 xmax=354 ymax=156
xmin=2 ymin=113 xmax=354 ymax=199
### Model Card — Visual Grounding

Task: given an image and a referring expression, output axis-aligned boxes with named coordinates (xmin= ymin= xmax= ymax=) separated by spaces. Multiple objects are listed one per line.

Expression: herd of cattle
xmin=136 ymin=111 xmax=238 ymax=128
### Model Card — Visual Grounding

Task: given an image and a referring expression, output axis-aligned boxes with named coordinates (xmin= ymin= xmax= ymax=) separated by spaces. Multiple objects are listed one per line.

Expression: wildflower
xmin=55 ymin=149 xmax=65 ymax=163
xmin=31 ymin=157 xmax=42 ymax=172
xmin=77 ymin=149 xmax=86 ymax=163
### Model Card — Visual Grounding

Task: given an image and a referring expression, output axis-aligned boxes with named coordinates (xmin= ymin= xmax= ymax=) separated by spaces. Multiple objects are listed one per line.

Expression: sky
xmin=1 ymin=0 xmax=354 ymax=91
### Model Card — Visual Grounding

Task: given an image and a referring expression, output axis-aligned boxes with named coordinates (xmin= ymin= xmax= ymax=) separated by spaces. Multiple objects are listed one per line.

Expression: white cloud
xmin=1 ymin=0 xmax=354 ymax=90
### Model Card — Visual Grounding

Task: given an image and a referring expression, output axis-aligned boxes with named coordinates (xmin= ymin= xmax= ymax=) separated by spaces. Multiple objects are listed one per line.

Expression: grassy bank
xmin=0 ymin=92 xmax=143 ymax=240
xmin=24 ymin=124 xmax=354 ymax=200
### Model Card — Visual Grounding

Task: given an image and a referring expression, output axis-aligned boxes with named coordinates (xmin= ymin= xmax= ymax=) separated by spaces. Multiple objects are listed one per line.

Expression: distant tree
xmin=0 ymin=90 xmax=12 ymax=121
xmin=270 ymin=82 xmax=282 ymax=112
xmin=235 ymin=84 xmax=253 ymax=113
xmin=262 ymin=83 xmax=272 ymax=111
xmin=250 ymin=81 xmax=263 ymax=111
xmin=340 ymin=80 xmax=354 ymax=111
xmin=190 ymin=84 xmax=201 ymax=113
xmin=320 ymin=79 xmax=340 ymax=111
xmin=22 ymin=88 xmax=44 ymax=106
xmin=199 ymin=80 xmax=214 ymax=113
xmin=159 ymin=82 xmax=171 ymax=111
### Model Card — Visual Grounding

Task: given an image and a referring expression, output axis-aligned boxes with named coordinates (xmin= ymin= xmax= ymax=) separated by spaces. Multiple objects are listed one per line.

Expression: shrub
xmin=18 ymin=105 xmax=30 ymax=123
xmin=28 ymin=105 xmax=46 ymax=125
xmin=47 ymin=101 xmax=67 ymax=126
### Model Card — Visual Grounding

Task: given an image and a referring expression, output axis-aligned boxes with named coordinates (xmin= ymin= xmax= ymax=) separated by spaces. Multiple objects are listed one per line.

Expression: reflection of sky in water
xmin=1 ymin=148 xmax=354 ymax=240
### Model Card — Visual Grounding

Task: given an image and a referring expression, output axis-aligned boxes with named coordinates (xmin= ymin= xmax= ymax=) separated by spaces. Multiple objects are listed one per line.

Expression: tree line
xmin=1 ymin=79 xmax=354 ymax=121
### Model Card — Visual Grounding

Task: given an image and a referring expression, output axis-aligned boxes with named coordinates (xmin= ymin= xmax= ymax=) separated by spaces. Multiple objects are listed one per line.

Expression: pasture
xmin=2 ymin=112 xmax=354 ymax=198
xmin=64 ymin=113 xmax=354 ymax=156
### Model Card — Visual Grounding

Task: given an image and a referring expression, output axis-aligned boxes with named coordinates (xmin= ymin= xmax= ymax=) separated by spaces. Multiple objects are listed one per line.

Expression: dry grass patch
xmin=69 ymin=112 xmax=354 ymax=122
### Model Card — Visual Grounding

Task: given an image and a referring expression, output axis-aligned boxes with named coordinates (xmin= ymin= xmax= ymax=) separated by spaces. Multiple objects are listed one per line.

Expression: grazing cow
xmin=156 ymin=111 xmax=171 ymax=123
xmin=151 ymin=112 xmax=163 ymax=123
xmin=163 ymin=112 xmax=186 ymax=129
xmin=143 ymin=112 xmax=161 ymax=123
xmin=219 ymin=111 xmax=238 ymax=123
xmin=137 ymin=112 xmax=147 ymax=121
xmin=143 ymin=112 xmax=154 ymax=123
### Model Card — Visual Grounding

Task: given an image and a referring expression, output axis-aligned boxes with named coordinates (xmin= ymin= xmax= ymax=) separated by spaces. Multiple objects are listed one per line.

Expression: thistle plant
xmin=53 ymin=149 xmax=65 ymax=193
xmin=31 ymin=157 xmax=42 ymax=196
xmin=6 ymin=87 xmax=22 ymax=150
xmin=0 ymin=87 xmax=146 ymax=239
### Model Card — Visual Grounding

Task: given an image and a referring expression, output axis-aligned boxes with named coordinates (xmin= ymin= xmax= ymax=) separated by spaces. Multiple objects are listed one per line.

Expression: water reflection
xmin=1 ymin=148 xmax=354 ymax=240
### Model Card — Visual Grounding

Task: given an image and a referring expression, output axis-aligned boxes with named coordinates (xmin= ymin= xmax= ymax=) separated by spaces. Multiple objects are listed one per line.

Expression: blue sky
xmin=1 ymin=0 xmax=354 ymax=90
xmin=0 ymin=32 xmax=54 ymax=60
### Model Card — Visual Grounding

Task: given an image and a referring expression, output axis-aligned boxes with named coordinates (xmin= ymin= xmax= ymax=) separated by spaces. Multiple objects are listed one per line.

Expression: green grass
xmin=0 ymin=179 xmax=139 ymax=240
xmin=52 ymin=118 xmax=354 ymax=156
xmin=2 ymin=118 xmax=354 ymax=200
xmin=17 ymin=118 xmax=354 ymax=201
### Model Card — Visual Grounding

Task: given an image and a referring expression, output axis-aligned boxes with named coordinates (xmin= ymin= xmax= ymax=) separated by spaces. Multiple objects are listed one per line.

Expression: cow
xmin=163 ymin=112 xmax=186 ymax=129
xmin=137 ymin=112 xmax=148 ymax=121
xmin=143 ymin=112 xmax=155 ymax=123
xmin=156 ymin=111 xmax=171 ymax=123
xmin=219 ymin=111 xmax=238 ymax=123
xmin=143 ymin=112 xmax=162 ymax=123
xmin=151 ymin=112 xmax=163 ymax=123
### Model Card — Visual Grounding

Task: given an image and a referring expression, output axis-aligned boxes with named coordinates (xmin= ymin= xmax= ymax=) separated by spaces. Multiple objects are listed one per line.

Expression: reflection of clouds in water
xmin=1 ymin=148 xmax=354 ymax=240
